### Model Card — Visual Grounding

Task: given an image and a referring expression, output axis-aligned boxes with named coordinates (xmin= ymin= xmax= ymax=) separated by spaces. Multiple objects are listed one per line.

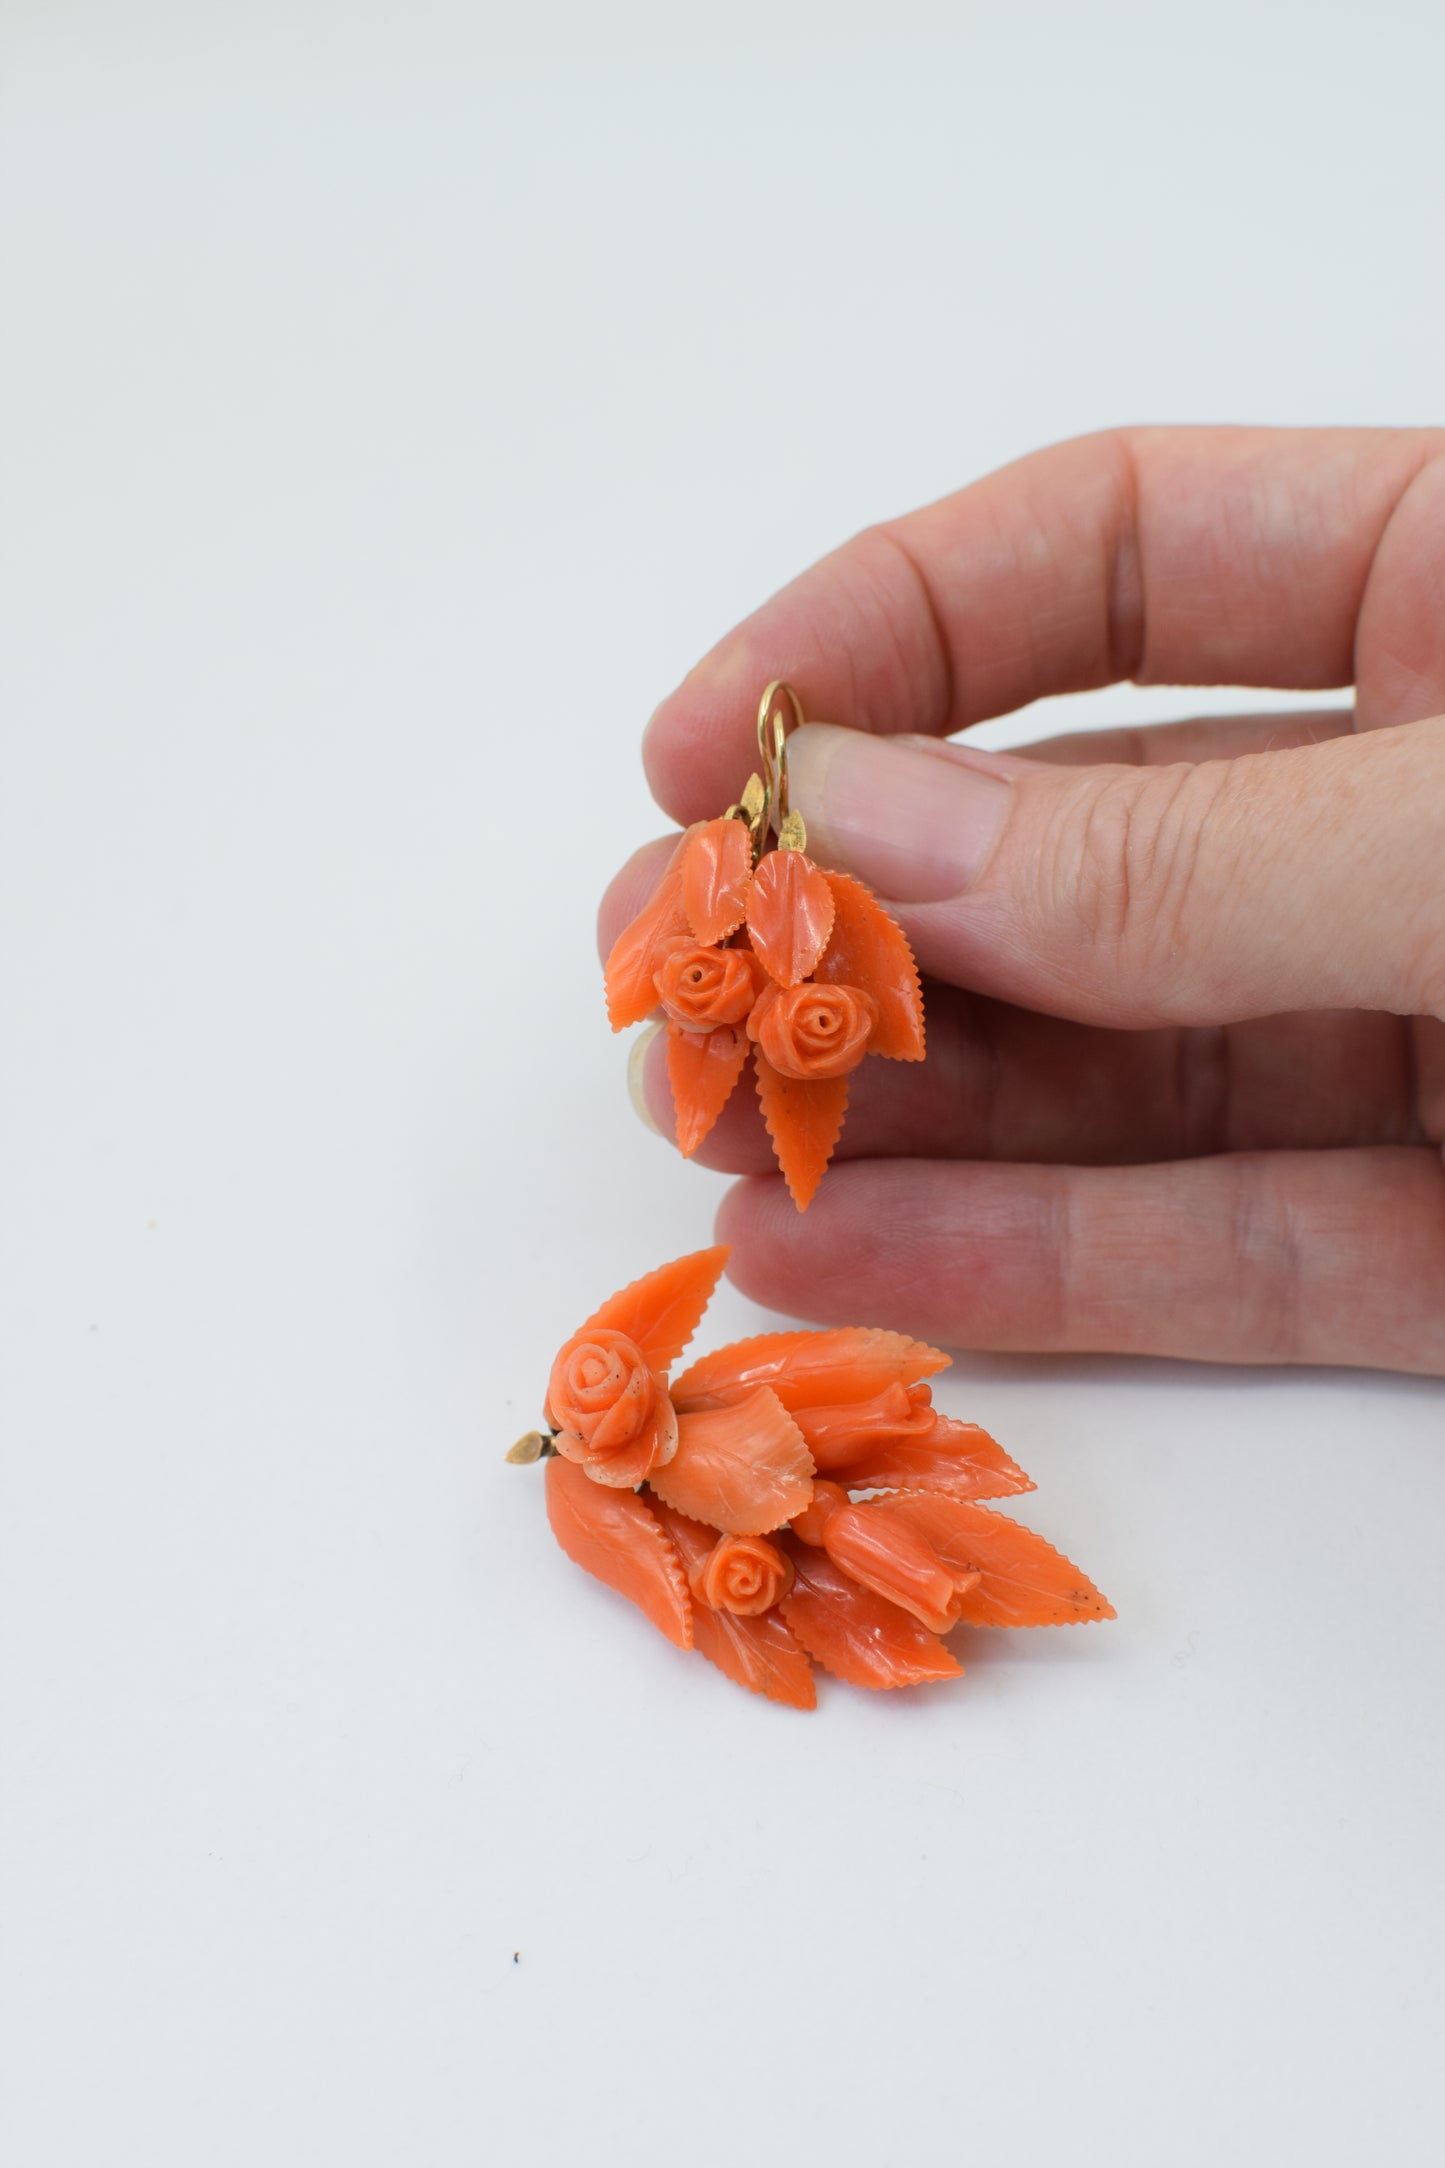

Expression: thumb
xmin=786 ymin=716 xmax=1445 ymax=1027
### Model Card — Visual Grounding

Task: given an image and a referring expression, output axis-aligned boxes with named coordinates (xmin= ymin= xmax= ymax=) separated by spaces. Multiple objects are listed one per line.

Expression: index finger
xmin=643 ymin=424 xmax=1445 ymax=824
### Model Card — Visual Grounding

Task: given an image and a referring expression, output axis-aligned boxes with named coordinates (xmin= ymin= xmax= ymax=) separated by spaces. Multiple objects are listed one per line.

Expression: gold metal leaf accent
xmin=725 ymin=770 xmax=772 ymax=860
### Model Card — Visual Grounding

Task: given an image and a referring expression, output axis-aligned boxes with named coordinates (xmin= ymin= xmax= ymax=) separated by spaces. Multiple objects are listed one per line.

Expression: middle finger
xmin=632 ymin=990 xmax=1423 ymax=1170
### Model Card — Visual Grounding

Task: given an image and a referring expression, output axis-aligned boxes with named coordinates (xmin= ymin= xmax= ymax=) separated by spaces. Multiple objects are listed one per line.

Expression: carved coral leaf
xmin=754 ymin=1051 xmax=848 ymax=1210
xmin=680 ymin=816 xmax=753 ymax=944
xmin=672 ymin=1327 xmax=950 ymax=1412
xmin=692 ymin=1603 xmax=817 ymax=1709
xmin=866 ymin=1494 xmax=1115 ymax=1627
xmin=837 ymin=1418 xmax=1036 ymax=1503
xmin=579 ymin=1246 xmax=730 ymax=1373
xmin=745 ymin=850 xmax=835 ymax=985
xmin=602 ymin=828 xmax=695 ymax=1030
xmin=665 ymin=1023 xmax=750 ymax=1158
xmin=646 ymin=1385 xmax=815 ymax=1534
xmin=544 ymin=1456 xmax=693 ymax=1650
xmin=815 ymin=873 xmax=925 ymax=1061
xmin=779 ymin=1545 xmax=962 ymax=1689
xmin=649 ymin=1500 xmax=815 ymax=1708
xmin=644 ymin=1496 xmax=717 ymax=1580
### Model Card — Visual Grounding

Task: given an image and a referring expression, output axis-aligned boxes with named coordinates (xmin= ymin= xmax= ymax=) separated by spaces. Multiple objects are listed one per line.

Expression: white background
xmin=3 ymin=5 xmax=1443 ymax=2163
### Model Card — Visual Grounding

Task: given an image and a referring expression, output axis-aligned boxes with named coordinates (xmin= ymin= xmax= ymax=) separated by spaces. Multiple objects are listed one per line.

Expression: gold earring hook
xmin=727 ymin=681 xmax=808 ymax=857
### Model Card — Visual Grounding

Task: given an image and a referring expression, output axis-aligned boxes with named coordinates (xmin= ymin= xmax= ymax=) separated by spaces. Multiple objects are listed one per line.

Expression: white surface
xmin=2 ymin=7 xmax=1443 ymax=2164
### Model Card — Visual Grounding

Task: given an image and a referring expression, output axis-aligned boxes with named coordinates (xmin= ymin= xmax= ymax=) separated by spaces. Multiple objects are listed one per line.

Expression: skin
xmin=598 ymin=427 xmax=1445 ymax=1376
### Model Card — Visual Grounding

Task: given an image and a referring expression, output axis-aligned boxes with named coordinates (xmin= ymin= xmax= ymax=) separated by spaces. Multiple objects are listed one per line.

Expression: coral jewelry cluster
xmin=509 ymin=1249 xmax=1114 ymax=1710
xmin=603 ymin=684 xmax=925 ymax=1208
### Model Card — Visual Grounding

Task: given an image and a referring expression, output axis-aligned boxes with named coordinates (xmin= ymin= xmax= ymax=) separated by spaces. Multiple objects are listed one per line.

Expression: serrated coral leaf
xmin=580 ymin=1246 xmax=729 ymax=1373
xmin=647 ymin=1386 xmax=815 ymax=1534
xmin=815 ymin=873 xmax=925 ymax=1061
xmin=837 ymin=1418 xmax=1036 ymax=1502
xmin=672 ymin=1327 xmax=950 ymax=1412
xmin=644 ymin=1496 xmax=719 ymax=1582
xmin=665 ymin=1023 xmax=750 ymax=1157
xmin=691 ymin=1604 xmax=816 ymax=1709
xmin=680 ymin=816 xmax=753 ymax=944
xmin=779 ymin=1546 xmax=962 ymax=1689
xmin=867 ymin=1494 xmax=1115 ymax=1627
xmin=603 ymin=830 xmax=695 ymax=1030
xmin=745 ymin=850 xmax=835 ymax=986
xmin=649 ymin=1500 xmax=815 ymax=1708
xmin=545 ymin=1455 xmax=693 ymax=1650
xmin=755 ymin=1051 xmax=848 ymax=1210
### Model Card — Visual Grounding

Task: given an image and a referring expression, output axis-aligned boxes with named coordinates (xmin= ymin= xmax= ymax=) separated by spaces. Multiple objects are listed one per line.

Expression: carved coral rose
xmin=749 ymin=980 xmax=877 ymax=1081
xmin=655 ymin=942 xmax=760 ymax=1030
xmin=546 ymin=1327 xmax=679 ymax=1488
xmin=693 ymin=1532 xmax=795 ymax=1617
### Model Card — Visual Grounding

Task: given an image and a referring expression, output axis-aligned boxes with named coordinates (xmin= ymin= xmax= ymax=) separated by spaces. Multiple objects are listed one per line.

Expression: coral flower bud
xmin=655 ymin=942 xmax=761 ymax=1031
xmin=749 ymin=981 xmax=877 ymax=1081
xmin=790 ymin=1479 xmax=851 ymax=1546
xmin=822 ymin=1502 xmax=975 ymax=1634
xmin=792 ymin=1381 xmax=937 ymax=1470
xmin=694 ymin=1532 xmax=795 ymax=1616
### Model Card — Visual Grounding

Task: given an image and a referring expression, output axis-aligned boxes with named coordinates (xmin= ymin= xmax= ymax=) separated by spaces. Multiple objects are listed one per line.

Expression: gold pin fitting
xmin=506 ymin=1431 xmax=556 ymax=1464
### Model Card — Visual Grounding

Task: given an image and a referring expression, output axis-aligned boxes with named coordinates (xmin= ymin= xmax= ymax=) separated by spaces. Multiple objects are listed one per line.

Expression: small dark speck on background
xmin=513 ymin=1951 xmax=520 ymax=1964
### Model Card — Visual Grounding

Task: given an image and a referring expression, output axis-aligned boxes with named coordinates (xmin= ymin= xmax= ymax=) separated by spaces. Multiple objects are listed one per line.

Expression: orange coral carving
xmin=748 ymin=980 xmax=875 ymax=1081
xmin=779 ymin=1545 xmax=962 ymax=1689
xmin=522 ymin=1258 xmax=1113 ymax=1706
xmin=647 ymin=1386 xmax=816 ymax=1535
xmin=673 ymin=1326 xmax=949 ymax=1413
xmin=602 ymin=830 xmax=694 ymax=1031
xmin=744 ymin=849 xmax=836 ymax=985
xmin=580 ymin=1245 xmax=729 ymax=1374
xmin=546 ymin=1326 xmax=678 ymax=1488
xmin=754 ymin=1051 xmax=850 ymax=1211
xmin=605 ymin=812 xmax=926 ymax=1209
xmin=650 ymin=1501 xmax=815 ymax=1709
xmin=545 ymin=1456 xmax=692 ymax=1649
xmin=679 ymin=816 xmax=753 ymax=945
xmin=815 ymin=873 xmax=925 ymax=1061
xmin=865 ymin=1493 xmax=1117 ymax=1627
xmin=665 ymin=1023 xmax=750 ymax=1159
xmin=833 ymin=1416 xmax=1035 ymax=1503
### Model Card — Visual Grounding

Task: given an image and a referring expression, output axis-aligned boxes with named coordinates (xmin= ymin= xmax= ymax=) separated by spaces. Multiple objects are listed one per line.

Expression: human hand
xmin=600 ymin=427 xmax=1445 ymax=1375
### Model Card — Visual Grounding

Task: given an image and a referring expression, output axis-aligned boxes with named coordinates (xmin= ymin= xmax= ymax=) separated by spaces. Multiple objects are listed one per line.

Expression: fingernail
xmin=786 ymin=724 xmax=1014 ymax=901
xmin=626 ymin=1022 xmax=667 ymax=1137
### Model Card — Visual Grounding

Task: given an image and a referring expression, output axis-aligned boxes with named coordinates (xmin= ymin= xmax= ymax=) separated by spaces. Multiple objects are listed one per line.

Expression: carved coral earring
xmin=508 ymin=1248 xmax=1114 ymax=1709
xmin=604 ymin=683 xmax=927 ymax=1208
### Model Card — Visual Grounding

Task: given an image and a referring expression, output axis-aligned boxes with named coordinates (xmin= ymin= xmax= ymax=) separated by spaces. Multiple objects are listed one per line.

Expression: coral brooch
xmin=508 ymin=1247 xmax=1114 ymax=1710
xmin=604 ymin=682 xmax=926 ymax=1207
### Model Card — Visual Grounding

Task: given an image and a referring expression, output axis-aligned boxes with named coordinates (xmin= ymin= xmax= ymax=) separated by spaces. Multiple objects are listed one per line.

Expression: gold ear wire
xmin=757 ymin=680 xmax=808 ymax=853
xmin=725 ymin=682 xmax=809 ymax=858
